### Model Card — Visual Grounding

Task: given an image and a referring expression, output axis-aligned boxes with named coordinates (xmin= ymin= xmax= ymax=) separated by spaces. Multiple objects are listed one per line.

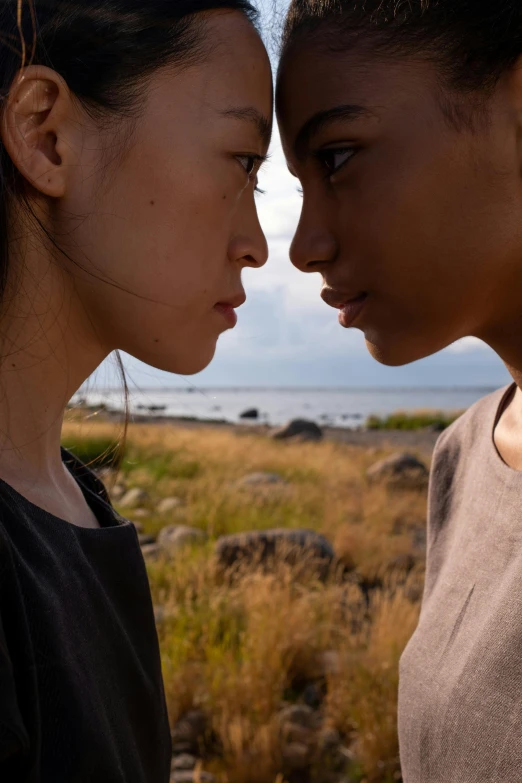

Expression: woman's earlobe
xmin=1 ymin=66 xmax=69 ymax=198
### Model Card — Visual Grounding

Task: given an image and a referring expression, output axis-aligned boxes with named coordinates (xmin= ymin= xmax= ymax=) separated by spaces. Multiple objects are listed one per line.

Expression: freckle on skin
xmin=154 ymin=338 xmax=159 ymax=343
xmin=222 ymin=195 xmax=226 ymax=200
xmin=150 ymin=200 xmax=155 ymax=205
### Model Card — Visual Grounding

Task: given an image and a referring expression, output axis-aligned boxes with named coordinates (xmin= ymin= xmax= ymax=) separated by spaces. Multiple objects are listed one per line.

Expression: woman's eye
xmin=317 ymin=147 xmax=356 ymax=175
xmin=237 ymin=155 xmax=257 ymax=176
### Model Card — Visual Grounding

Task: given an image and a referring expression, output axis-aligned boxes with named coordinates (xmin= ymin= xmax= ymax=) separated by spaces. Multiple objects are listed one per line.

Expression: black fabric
xmin=0 ymin=449 xmax=171 ymax=783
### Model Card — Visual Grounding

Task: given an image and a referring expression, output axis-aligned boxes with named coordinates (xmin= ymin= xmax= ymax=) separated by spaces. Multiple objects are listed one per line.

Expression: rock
xmin=157 ymin=497 xmax=184 ymax=514
xmin=281 ymin=742 xmax=311 ymax=771
xmin=141 ymin=543 xmax=160 ymax=561
xmin=215 ymin=529 xmax=335 ymax=579
xmin=170 ymin=772 xmax=216 ymax=783
xmin=132 ymin=508 xmax=149 ymax=519
xmin=157 ymin=525 xmax=207 ymax=555
xmin=171 ymin=710 xmax=208 ymax=757
xmin=237 ymin=472 xmax=287 ymax=488
xmin=366 ymin=452 xmax=429 ymax=490
xmin=154 ymin=606 xmax=165 ymax=625
xmin=110 ymin=482 xmax=127 ymax=501
xmin=302 ymin=682 xmax=323 ymax=710
xmin=279 ymin=704 xmax=321 ymax=731
xmin=279 ymin=705 xmax=321 ymax=774
xmin=292 ymin=431 xmax=324 ymax=443
xmin=272 ymin=419 xmax=323 ymax=442
xmin=153 ymin=606 xmax=177 ymax=625
xmin=118 ymin=487 xmax=149 ymax=509
xmin=171 ymin=754 xmax=196 ymax=771
xmin=239 ymin=407 xmax=259 ymax=419
xmin=138 ymin=533 xmax=156 ymax=547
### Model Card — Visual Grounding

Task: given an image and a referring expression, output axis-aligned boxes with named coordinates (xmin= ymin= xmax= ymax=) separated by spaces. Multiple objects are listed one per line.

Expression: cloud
xmin=446 ymin=337 xmax=490 ymax=354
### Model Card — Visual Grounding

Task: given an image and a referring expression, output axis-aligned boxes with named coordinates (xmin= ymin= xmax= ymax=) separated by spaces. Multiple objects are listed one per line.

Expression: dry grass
xmin=62 ymin=417 xmax=427 ymax=782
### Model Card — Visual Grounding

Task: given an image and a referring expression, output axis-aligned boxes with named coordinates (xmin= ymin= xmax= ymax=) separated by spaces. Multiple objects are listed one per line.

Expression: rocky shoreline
xmin=78 ymin=405 xmax=440 ymax=460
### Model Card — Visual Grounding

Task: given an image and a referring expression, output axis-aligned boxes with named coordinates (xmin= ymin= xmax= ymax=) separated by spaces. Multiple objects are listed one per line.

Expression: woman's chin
xmin=133 ymin=341 xmax=218 ymax=376
xmin=364 ymin=335 xmax=439 ymax=367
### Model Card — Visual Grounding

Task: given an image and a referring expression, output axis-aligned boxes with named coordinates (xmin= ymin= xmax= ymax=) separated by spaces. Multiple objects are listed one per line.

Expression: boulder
xmin=366 ymin=452 xmax=429 ymax=490
xmin=302 ymin=682 xmax=323 ymax=709
xmin=157 ymin=497 xmax=184 ymax=514
xmin=170 ymin=773 xmax=215 ymax=783
xmin=141 ymin=543 xmax=160 ymax=561
xmin=236 ymin=472 xmax=287 ymax=488
xmin=157 ymin=525 xmax=207 ymax=554
xmin=215 ymin=529 xmax=335 ymax=578
xmin=171 ymin=710 xmax=208 ymax=756
xmin=171 ymin=754 xmax=196 ymax=771
xmin=118 ymin=487 xmax=149 ymax=509
xmin=110 ymin=482 xmax=127 ymax=501
xmin=239 ymin=407 xmax=259 ymax=419
xmin=281 ymin=742 xmax=311 ymax=771
xmin=272 ymin=419 xmax=323 ymax=442
xmin=154 ymin=606 xmax=177 ymax=625
xmin=279 ymin=704 xmax=322 ymax=731
xmin=279 ymin=704 xmax=322 ymax=773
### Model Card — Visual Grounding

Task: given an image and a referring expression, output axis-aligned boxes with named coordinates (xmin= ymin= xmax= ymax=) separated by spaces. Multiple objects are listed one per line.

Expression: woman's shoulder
xmin=434 ymin=384 xmax=513 ymax=461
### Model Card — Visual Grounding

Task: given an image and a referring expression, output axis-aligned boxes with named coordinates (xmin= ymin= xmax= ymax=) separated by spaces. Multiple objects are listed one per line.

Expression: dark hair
xmin=0 ymin=0 xmax=258 ymax=299
xmin=281 ymin=0 xmax=522 ymax=95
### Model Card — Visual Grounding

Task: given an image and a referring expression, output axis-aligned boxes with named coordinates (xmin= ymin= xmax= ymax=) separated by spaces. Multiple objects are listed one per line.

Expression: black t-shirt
xmin=0 ymin=449 xmax=171 ymax=783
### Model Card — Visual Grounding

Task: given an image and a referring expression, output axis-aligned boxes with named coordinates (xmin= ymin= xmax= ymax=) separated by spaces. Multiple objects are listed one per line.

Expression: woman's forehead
xmin=277 ymin=45 xmax=438 ymax=133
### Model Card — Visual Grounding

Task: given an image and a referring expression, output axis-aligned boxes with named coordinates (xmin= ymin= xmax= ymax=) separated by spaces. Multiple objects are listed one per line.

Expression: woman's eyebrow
xmin=293 ymin=104 xmax=371 ymax=159
xmin=221 ymin=107 xmax=273 ymax=148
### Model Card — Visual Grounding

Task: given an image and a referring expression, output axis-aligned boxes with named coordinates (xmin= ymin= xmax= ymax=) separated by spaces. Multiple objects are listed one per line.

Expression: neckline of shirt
xmin=488 ymin=382 xmax=522 ymax=481
xmin=0 ymin=456 xmax=130 ymax=533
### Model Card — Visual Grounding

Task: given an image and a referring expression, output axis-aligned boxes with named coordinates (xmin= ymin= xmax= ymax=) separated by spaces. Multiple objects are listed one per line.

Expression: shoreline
xmin=73 ymin=407 xmax=441 ymax=458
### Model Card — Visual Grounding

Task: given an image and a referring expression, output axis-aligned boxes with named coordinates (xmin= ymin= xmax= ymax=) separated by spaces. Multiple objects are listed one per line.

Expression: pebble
xmin=118 ymin=487 xmax=149 ymax=509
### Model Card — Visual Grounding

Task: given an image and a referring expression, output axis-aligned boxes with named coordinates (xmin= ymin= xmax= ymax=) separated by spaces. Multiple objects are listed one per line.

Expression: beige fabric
xmin=398 ymin=385 xmax=522 ymax=782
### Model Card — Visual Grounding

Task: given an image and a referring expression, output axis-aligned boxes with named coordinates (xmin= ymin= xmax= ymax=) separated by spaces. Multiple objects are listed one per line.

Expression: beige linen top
xmin=398 ymin=385 xmax=522 ymax=782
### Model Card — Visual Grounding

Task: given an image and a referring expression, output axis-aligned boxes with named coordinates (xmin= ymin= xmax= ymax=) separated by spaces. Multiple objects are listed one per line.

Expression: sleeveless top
xmin=399 ymin=385 xmax=522 ymax=782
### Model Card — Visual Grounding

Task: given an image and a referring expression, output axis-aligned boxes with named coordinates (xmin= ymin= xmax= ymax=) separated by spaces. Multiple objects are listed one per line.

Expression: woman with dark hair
xmin=276 ymin=1 xmax=522 ymax=780
xmin=0 ymin=1 xmax=271 ymax=780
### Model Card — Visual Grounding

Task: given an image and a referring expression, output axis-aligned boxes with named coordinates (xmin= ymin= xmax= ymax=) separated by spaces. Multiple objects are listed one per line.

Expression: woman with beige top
xmin=276 ymin=0 xmax=522 ymax=780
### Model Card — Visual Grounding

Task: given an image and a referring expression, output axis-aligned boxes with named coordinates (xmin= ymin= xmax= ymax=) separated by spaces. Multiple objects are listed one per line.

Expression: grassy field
xmin=62 ymin=416 xmax=428 ymax=783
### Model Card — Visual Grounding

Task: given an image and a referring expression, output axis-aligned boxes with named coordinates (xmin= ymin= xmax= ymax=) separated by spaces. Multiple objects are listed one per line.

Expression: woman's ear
xmin=1 ymin=65 xmax=75 ymax=198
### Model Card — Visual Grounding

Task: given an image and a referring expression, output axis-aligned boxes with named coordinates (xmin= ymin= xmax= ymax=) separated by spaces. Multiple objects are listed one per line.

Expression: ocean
xmin=72 ymin=386 xmax=500 ymax=429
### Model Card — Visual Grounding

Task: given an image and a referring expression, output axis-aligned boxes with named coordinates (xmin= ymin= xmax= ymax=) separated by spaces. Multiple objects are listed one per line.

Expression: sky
xmin=97 ymin=7 xmax=511 ymax=391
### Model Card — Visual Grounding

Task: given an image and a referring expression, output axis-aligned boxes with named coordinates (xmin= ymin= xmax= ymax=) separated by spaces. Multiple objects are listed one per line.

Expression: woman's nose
xmin=230 ymin=226 xmax=268 ymax=270
xmin=289 ymin=210 xmax=337 ymax=273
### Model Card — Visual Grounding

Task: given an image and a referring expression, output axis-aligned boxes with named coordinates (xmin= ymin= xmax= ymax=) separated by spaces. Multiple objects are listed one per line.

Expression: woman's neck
xmin=0 ymin=240 xmax=108 ymax=490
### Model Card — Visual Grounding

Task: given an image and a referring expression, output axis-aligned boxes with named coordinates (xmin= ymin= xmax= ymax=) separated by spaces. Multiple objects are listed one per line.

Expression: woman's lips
xmin=321 ymin=287 xmax=369 ymax=328
xmin=338 ymin=293 xmax=368 ymax=328
xmin=214 ymin=294 xmax=246 ymax=328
